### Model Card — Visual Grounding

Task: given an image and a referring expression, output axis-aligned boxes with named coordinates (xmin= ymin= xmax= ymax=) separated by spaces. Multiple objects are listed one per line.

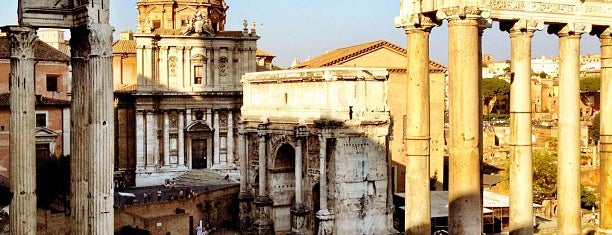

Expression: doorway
xmin=192 ymin=139 xmax=207 ymax=169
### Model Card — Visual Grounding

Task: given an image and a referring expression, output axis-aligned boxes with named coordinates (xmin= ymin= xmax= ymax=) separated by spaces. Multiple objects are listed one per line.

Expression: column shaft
xmin=318 ymin=135 xmax=328 ymax=210
xmin=4 ymin=26 xmax=37 ymax=235
xmin=295 ymin=138 xmax=303 ymax=204
xmin=179 ymin=111 xmax=185 ymax=166
xmin=403 ymin=26 xmax=431 ymax=235
xmin=136 ymin=111 xmax=145 ymax=169
xmin=164 ymin=111 xmax=170 ymax=166
xmin=557 ymin=32 xmax=582 ymax=235
xmin=228 ymin=110 xmax=235 ymax=166
xmin=508 ymin=26 xmax=534 ymax=235
xmin=239 ymin=130 xmax=247 ymax=192
xmin=447 ymin=17 xmax=483 ymax=235
xmin=214 ymin=110 xmax=220 ymax=166
xmin=258 ymin=133 xmax=267 ymax=194
xmin=599 ymin=30 xmax=612 ymax=234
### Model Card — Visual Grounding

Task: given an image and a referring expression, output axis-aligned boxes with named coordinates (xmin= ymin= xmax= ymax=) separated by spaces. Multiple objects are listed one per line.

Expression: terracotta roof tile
xmin=0 ymin=93 xmax=70 ymax=107
xmin=256 ymin=49 xmax=275 ymax=57
xmin=0 ymin=37 xmax=70 ymax=62
xmin=294 ymin=40 xmax=446 ymax=73
xmin=112 ymin=40 xmax=137 ymax=54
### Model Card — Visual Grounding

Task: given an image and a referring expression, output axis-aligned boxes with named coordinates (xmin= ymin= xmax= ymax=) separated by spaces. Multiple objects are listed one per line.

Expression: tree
xmin=590 ymin=113 xmax=600 ymax=144
xmin=581 ymin=186 xmax=596 ymax=209
xmin=580 ymin=76 xmax=601 ymax=92
xmin=482 ymin=77 xmax=510 ymax=114
xmin=532 ymin=150 xmax=557 ymax=203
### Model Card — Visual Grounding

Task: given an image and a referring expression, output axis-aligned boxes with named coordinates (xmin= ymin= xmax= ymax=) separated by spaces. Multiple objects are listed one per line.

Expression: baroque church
xmin=112 ymin=0 xmax=261 ymax=186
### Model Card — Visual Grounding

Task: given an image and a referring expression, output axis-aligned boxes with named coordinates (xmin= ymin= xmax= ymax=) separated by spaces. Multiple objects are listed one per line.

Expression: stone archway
xmin=270 ymin=143 xmax=296 ymax=233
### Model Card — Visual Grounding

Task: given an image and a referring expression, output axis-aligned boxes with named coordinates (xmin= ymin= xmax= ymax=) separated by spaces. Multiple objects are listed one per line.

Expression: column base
xmin=316 ymin=209 xmax=334 ymax=235
xmin=239 ymin=192 xmax=255 ymax=232
xmin=253 ymin=195 xmax=274 ymax=235
xmin=291 ymin=203 xmax=310 ymax=235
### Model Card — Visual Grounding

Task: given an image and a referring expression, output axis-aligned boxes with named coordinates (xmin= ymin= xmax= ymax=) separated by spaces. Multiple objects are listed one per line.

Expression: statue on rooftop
xmin=182 ymin=10 xmax=214 ymax=36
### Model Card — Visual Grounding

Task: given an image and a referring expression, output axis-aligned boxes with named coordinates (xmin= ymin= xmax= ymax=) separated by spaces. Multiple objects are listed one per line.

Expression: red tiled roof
xmin=0 ymin=93 xmax=70 ymax=107
xmin=294 ymin=40 xmax=446 ymax=73
xmin=256 ymin=49 xmax=275 ymax=58
xmin=112 ymin=40 xmax=137 ymax=54
xmin=0 ymin=37 xmax=70 ymax=62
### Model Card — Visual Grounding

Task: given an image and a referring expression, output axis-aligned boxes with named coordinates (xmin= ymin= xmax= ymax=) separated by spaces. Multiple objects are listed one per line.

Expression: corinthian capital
xmin=1 ymin=26 xmax=37 ymax=59
xmin=436 ymin=6 xmax=490 ymax=21
xmin=548 ymin=23 xmax=592 ymax=37
xmin=89 ymin=23 xmax=115 ymax=57
xmin=395 ymin=13 xmax=440 ymax=32
xmin=501 ymin=19 xmax=544 ymax=36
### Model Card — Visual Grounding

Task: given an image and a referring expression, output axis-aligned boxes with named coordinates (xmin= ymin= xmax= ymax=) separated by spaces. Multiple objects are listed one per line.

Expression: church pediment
xmin=186 ymin=121 xmax=212 ymax=132
xmin=35 ymin=127 xmax=59 ymax=138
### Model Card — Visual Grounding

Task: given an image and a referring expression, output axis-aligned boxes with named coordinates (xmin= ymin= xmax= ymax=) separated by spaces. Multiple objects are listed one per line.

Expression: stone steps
xmin=174 ymin=169 xmax=238 ymax=187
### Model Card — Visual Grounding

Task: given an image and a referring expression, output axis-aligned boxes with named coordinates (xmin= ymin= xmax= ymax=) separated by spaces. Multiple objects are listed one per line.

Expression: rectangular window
xmin=36 ymin=112 xmax=47 ymax=127
xmin=46 ymin=75 xmax=58 ymax=92
xmin=194 ymin=65 xmax=203 ymax=85
xmin=153 ymin=20 xmax=161 ymax=29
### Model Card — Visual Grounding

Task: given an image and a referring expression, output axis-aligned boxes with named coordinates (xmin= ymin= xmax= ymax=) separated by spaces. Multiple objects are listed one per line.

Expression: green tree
xmin=532 ymin=150 xmax=557 ymax=203
xmin=590 ymin=113 xmax=600 ymax=144
xmin=580 ymin=76 xmax=601 ymax=92
xmin=581 ymin=186 xmax=597 ymax=209
xmin=538 ymin=71 xmax=548 ymax=79
xmin=482 ymin=77 xmax=510 ymax=114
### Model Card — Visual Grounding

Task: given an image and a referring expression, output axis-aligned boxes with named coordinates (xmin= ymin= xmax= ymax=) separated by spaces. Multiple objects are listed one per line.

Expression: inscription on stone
xmin=271 ymin=173 xmax=294 ymax=206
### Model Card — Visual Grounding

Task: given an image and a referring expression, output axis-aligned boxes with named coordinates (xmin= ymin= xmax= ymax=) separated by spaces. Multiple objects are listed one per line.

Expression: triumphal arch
xmin=395 ymin=0 xmax=612 ymax=234
xmin=2 ymin=0 xmax=114 ymax=234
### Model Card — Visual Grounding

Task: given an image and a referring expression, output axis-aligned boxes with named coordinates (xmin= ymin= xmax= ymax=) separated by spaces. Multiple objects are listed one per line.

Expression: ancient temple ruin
xmin=238 ymin=68 xmax=393 ymax=234
xmin=395 ymin=0 xmax=612 ymax=234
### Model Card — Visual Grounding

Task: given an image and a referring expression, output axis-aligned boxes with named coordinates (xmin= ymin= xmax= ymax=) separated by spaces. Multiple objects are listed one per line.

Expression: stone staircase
xmin=174 ymin=169 xmax=239 ymax=187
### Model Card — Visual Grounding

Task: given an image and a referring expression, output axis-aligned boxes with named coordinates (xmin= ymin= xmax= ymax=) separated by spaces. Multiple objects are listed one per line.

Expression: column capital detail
xmin=395 ymin=13 xmax=440 ymax=32
xmin=2 ymin=26 xmax=37 ymax=59
xmin=595 ymin=26 xmax=612 ymax=40
xmin=436 ymin=6 xmax=490 ymax=21
xmin=548 ymin=23 xmax=592 ymax=37
xmin=502 ymin=19 xmax=543 ymax=36
xmin=70 ymin=23 xmax=115 ymax=58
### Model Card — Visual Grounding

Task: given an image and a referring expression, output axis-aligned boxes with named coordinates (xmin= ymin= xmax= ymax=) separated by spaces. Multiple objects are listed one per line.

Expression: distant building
xmin=293 ymin=40 xmax=448 ymax=191
xmin=112 ymin=0 xmax=260 ymax=187
xmin=0 ymin=36 xmax=71 ymax=182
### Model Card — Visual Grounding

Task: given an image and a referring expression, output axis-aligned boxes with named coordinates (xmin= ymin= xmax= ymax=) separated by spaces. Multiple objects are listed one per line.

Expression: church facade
xmin=112 ymin=0 xmax=259 ymax=186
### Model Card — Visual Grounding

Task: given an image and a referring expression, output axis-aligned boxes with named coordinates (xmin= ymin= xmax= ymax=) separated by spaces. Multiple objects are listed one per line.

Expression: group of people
xmin=141 ymin=187 xmax=195 ymax=203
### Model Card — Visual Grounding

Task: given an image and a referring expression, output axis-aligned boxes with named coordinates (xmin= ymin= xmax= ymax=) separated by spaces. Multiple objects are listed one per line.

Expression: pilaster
xmin=238 ymin=121 xmax=254 ymax=231
xmin=178 ymin=111 xmax=185 ymax=167
xmin=254 ymin=124 xmax=274 ymax=234
xmin=598 ymin=27 xmax=612 ymax=235
xmin=504 ymin=19 xmax=540 ymax=235
xmin=213 ymin=110 xmax=220 ymax=166
xmin=163 ymin=111 xmax=170 ymax=166
xmin=136 ymin=110 xmax=146 ymax=170
xmin=441 ymin=7 xmax=487 ymax=234
xmin=549 ymin=23 xmax=589 ymax=235
xmin=2 ymin=25 xmax=37 ymax=235
xmin=227 ymin=110 xmax=235 ymax=166
xmin=397 ymin=14 xmax=437 ymax=235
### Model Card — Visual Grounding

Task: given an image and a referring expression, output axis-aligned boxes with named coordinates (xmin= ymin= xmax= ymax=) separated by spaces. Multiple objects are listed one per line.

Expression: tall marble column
xmin=227 ymin=110 xmax=235 ymax=166
xmin=214 ymin=110 xmax=220 ymax=166
xmin=163 ymin=111 xmax=170 ymax=166
xmin=238 ymin=122 xmax=254 ymax=231
xmin=598 ymin=27 xmax=612 ymax=235
xmin=2 ymin=25 xmax=37 ymax=235
xmin=292 ymin=126 xmax=309 ymax=234
xmin=400 ymin=15 xmax=436 ymax=235
xmin=70 ymin=22 xmax=115 ymax=235
xmin=136 ymin=111 xmax=146 ymax=170
xmin=178 ymin=111 xmax=186 ymax=167
xmin=442 ymin=8 xmax=484 ymax=234
xmin=506 ymin=20 xmax=538 ymax=235
xmin=317 ymin=133 xmax=333 ymax=235
xmin=254 ymin=125 xmax=273 ymax=234
xmin=549 ymin=23 xmax=589 ymax=235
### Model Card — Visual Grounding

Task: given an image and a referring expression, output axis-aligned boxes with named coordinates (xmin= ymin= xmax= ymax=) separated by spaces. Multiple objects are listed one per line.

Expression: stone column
xmin=2 ymin=26 xmax=37 ymax=235
xmin=70 ymin=22 xmax=115 ymax=235
xmin=136 ymin=111 xmax=146 ymax=170
xmin=550 ymin=23 xmax=589 ymax=235
xmin=400 ymin=15 xmax=436 ymax=235
xmin=505 ymin=20 xmax=538 ymax=235
xmin=214 ymin=110 xmax=220 ymax=166
xmin=146 ymin=111 xmax=158 ymax=168
xmin=228 ymin=110 xmax=235 ymax=166
xmin=292 ymin=126 xmax=309 ymax=234
xmin=254 ymin=125 xmax=273 ymax=234
xmin=163 ymin=111 xmax=170 ymax=166
xmin=317 ymin=133 xmax=334 ymax=235
xmin=178 ymin=111 xmax=186 ymax=167
xmin=442 ymin=8 xmax=484 ymax=234
xmin=238 ymin=122 xmax=254 ymax=231
xmin=598 ymin=27 xmax=612 ymax=235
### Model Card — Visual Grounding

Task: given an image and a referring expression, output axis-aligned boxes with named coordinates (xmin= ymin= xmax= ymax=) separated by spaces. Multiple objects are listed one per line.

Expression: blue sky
xmin=0 ymin=0 xmax=603 ymax=68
